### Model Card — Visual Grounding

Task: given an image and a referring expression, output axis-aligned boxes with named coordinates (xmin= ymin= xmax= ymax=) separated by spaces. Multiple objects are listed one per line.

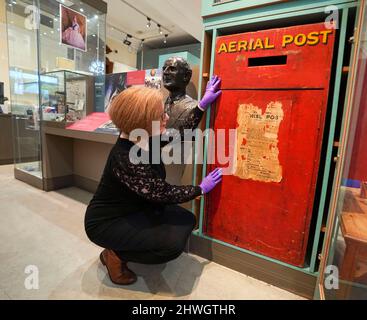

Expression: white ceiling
xmin=105 ymin=0 xmax=203 ymax=50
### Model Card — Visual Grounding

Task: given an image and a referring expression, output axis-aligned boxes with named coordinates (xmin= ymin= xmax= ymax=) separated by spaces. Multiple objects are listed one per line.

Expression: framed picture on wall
xmin=60 ymin=4 xmax=87 ymax=52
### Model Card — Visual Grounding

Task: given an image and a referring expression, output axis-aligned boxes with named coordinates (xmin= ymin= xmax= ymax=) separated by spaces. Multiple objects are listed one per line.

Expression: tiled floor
xmin=0 ymin=164 xmax=305 ymax=300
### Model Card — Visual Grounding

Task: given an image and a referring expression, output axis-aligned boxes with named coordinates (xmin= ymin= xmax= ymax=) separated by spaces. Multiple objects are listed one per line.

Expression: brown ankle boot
xmin=100 ymin=249 xmax=137 ymax=285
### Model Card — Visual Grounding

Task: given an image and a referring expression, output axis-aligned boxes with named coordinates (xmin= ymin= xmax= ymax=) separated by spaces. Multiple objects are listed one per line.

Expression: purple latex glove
xmin=199 ymin=168 xmax=223 ymax=194
xmin=198 ymin=75 xmax=222 ymax=111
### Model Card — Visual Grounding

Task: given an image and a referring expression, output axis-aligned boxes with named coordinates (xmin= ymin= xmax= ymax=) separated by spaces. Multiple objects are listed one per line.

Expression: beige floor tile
xmin=0 ymin=164 xmax=306 ymax=300
xmin=187 ymin=262 xmax=305 ymax=300
xmin=0 ymin=289 xmax=11 ymax=300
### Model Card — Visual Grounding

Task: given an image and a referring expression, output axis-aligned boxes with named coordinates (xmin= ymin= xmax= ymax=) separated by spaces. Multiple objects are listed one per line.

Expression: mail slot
xmin=204 ymin=22 xmax=336 ymax=267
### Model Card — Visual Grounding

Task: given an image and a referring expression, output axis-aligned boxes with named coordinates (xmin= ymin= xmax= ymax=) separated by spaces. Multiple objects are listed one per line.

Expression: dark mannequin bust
xmin=162 ymin=57 xmax=198 ymax=130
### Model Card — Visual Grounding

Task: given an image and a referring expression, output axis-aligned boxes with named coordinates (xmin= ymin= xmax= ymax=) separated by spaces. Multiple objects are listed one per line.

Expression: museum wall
xmin=106 ymin=37 xmax=138 ymax=71
xmin=137 ymin=42 xmax=201 ymax=69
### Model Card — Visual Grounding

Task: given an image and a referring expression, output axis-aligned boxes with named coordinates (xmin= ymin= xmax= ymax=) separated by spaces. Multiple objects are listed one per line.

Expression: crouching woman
xmin=84 ymin=80 xmax=222 ymax=285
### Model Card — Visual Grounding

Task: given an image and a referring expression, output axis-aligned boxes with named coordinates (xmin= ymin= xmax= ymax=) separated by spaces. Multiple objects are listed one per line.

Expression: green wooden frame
xmin=201 ymin=0 xmax=282 ymax=18
xmin=314 ymin=0 xmax=367 ymax=299
xmin=192 ymin=0 xmax=359 ymax=275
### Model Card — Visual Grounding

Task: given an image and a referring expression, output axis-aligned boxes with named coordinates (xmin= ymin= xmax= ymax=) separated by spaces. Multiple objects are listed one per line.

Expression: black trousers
xmin=85 ymin=205 xmax=196 ymax=264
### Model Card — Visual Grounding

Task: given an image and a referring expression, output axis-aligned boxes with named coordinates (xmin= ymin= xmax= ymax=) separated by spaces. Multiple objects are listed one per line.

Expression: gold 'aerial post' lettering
xmin=264 ymin=37 xmax=275 ymax=49
xmin=294 ymin=33 xmax=307 ymax=46
xmin=253 ymin=38 xmax=264 ymax=50
xmin=237 ymin=40 xmax=248 ymax=52
xmin=248 ymin=39 xmax=255 ymax=51
xmin=282 ymin=34 xmax=294 ymax=47
xmin=218 ymin=42 xmax=228 ymax=54
xmin=228 ymin=41 xmax=237 ymax=53
xmin=319 ymin=30 xmax=333 ymax=44
xmin=307 ymin=31 xmax=320 ymax=46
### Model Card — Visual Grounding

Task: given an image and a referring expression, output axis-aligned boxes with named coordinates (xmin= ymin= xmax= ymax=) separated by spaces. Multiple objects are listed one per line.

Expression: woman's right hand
xmin=198 ymin=75 xmax=222 ymax=111
xmin=199 ymin=168 xmax=223 ymax=194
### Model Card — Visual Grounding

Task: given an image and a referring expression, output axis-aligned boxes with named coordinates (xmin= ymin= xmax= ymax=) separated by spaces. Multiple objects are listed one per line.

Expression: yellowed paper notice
xmin=234 ymin=101 xmax=284 ymax=182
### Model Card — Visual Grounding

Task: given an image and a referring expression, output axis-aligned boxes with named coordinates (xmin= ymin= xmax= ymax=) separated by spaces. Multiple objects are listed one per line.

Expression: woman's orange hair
xmin=108 ymin=86 xmax=163 ymax=135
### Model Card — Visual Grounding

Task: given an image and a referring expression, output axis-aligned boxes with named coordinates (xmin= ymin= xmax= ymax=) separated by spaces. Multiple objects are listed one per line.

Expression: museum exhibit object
xmin=315 ymin=0 xmax=367 ymax=299
xmin=205 ymin=22 xmax=336 ymax=267
xmin=40 ymin=70 xmax=93 ymax=124
xmin=189 ymin=0 xmax=365 ymax=299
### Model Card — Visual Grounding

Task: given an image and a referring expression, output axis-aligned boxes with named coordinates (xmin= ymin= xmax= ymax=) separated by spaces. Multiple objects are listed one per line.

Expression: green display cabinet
xmin=315 ymin=0 xmax=367 ymax=300
xmin=190 ymin=0 xmax=362 ymax=299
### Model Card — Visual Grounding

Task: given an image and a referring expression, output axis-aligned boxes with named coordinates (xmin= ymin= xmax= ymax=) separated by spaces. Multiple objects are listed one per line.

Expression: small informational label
xmin=234 ymin=101 xmax=284 ymax=182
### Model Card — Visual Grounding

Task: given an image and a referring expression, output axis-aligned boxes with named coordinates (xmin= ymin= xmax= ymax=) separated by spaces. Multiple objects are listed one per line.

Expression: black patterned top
xmin=86 ymin=106 xmax=204 ymax=221
xmin=111 ymin=146 xmax=201 ymax=205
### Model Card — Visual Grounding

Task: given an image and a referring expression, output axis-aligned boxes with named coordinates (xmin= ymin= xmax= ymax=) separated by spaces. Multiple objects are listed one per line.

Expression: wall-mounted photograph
xmin=60 ymin=5 xmax=87 ymax=52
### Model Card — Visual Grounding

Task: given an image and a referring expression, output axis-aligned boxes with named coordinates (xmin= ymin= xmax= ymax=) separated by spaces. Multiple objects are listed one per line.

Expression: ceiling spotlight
xmin=123 ymin=34 xmax=132 ymax=46
xmin=158 ymin=24 xmax=163 ymax=35
xmin=140 ymin=39 xmax=145 ymax=48
xmin=146 ymin=17 xmax=151 ymax=28
xmin=164 ymin=34 xmax=168 ymax=44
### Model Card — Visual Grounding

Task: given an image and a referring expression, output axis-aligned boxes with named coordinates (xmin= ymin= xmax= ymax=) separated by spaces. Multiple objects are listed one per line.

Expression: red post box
xmin=204 ymin=22 xmax=336 ymax=267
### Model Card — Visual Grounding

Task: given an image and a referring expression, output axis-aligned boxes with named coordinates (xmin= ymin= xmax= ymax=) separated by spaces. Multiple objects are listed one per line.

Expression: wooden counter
xmin=43 ymin=124 xmax=117 ymax=145
xmin=41 ymin=122 xmax=195 ymax=212
xmin=42 ymin=122 xmax=118 ymax=192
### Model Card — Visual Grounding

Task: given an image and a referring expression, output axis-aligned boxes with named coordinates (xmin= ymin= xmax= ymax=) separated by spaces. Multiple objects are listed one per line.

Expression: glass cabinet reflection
xmin=318 ymin=1 xmax=367 ymax=300
xmin=40 ymin=70 xmax=91 ymax=124
xmin=7 ymin=0 xmax=43 ymax=180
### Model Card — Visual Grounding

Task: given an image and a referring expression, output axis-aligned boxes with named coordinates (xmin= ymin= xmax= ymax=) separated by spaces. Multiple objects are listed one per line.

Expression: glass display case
xmin=316 ymin=0 xmax=367 ymax=300
xmin=7 ymin=0 xmax=43 ymax=181
xmin=6 ymin=0 xmax=106 ymax=186
xmin=40 ymin=70 xmax=91 ymax=124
